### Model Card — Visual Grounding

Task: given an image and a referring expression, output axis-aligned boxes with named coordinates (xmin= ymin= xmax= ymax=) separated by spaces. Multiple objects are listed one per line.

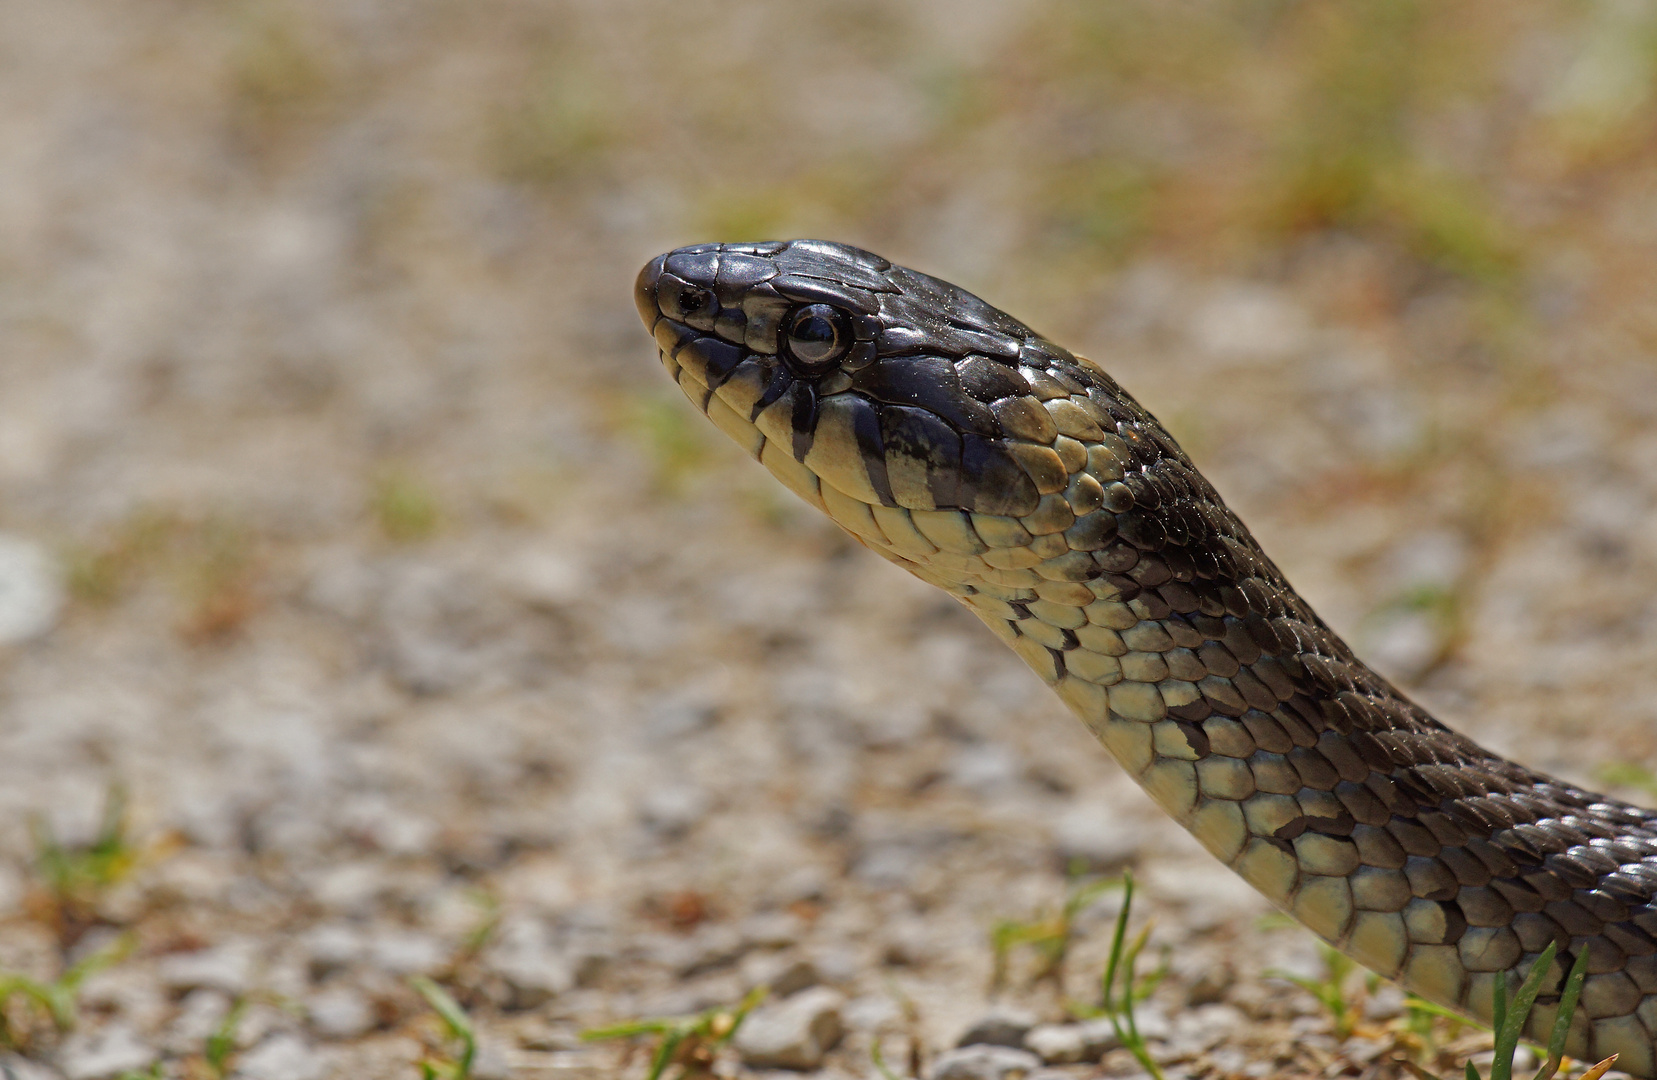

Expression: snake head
xmin=636 ymin=239 xmax=1187 ymax=593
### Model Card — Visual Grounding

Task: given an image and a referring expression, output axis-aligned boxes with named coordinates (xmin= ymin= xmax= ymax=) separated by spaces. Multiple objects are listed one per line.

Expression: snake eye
xmin=783 ymin=304 xmax=852 ymax=375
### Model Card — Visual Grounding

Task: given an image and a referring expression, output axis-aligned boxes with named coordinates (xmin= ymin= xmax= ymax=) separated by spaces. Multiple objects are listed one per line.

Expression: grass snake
xmin=635 ymin=239 xmax=1657 ymax=1075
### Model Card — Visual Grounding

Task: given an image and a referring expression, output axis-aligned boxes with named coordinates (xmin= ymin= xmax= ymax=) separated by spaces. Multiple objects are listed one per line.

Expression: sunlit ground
xmin=1 ymin=2 xmax=1656 ymax=1077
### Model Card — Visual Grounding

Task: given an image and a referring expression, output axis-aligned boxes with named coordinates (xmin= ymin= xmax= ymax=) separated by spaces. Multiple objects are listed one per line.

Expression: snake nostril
xmin=677 ymin=283 xmax=713 ymax=317
xmin=652 ymin=271 xmax=719 ymax=328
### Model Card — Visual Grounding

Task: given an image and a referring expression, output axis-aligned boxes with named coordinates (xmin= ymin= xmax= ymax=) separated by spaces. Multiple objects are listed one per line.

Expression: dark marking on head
xmin=841 ymin=394 xmax=895 ymax=507
xmin=791 ymin=382 xmax=820 ymax=463
xmin=879 ymin=404 xmax=964 ymax=510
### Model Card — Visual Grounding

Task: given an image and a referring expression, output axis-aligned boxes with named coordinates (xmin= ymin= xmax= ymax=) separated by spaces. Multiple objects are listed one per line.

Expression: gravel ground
xmin=3 ymin=3 xmax=1657 ymax=1079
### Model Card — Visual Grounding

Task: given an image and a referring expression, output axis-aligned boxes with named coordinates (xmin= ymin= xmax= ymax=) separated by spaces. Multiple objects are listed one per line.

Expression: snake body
xmin=635 ymin=239 xmax=1657 ymax=1074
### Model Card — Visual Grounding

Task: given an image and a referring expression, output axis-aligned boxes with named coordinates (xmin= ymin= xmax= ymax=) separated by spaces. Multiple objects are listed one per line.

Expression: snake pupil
xmin=784 ymin=304 xmax=850 ymax=373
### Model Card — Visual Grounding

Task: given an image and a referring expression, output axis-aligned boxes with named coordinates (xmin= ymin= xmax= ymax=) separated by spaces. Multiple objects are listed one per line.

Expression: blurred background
xmin=4 ymin=2 xmax=1657 ymax=1077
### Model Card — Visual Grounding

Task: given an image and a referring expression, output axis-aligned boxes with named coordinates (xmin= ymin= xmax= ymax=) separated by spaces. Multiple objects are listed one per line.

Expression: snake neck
xmin=831 ymin=365 xmax=1657 ymax=1072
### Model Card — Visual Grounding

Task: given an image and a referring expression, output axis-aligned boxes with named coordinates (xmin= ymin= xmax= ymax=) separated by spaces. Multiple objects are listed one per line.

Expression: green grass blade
xmin=410 ymin=977 xmax=476 ymax=1080
xmin=1491 ymin=965 xmax=1508 ymax=1068
xmin=1100 ymin=874 xmax=1165 ymax=1080
xmin=1100 ymin=871 xmax=1135 ymax=1013
xmin=871 ymin=1037 xmax=907 ymax=1080
xmin=205 ymin=997 xmax=248 ymax=1078
xmin=1534 ymin=944 xmax=1591 ymax=1080
xmin=63 ymin=933 xmax=135 ymax=992
xmin=581 ymin=1017 xmax=675 ymax=1041
xmin=1405 ymin=995 xmax=1487 ymax=1029
xmin=1120 ymin=923 xmax=1152 ymax=1039
xmin=1491 ymin=941 xmax=1556 ymax=1080
xmin=411 ymin=978 xmax=472 ymax=1043
xmin=1466 ymin=1061 xmax=1480 ymax=1080
xmin=717 ymin=985 xmax=768 ymax=1045
xmin=645 ymin=1028 xmax=686 ymax=1080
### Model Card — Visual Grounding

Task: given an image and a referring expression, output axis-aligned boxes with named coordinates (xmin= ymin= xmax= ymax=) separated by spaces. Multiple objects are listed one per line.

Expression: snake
xmin=634 ymin=238 xmax=1657 ymax=1074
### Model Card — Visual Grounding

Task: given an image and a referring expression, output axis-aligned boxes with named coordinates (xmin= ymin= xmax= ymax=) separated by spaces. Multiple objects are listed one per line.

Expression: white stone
xmin=955 ymin=1008 xmax=1037 ymax=1048
xmin=502 ymin=550 xmax=584 ymax=609
xmin=946 ymin=744 xmax=1021 ymax=795
xmin=740 ymin=953 xmax=818 ymax=998
xmin=158 ymin=941 xmax=256 ymax=996
xmin=0 ymin=1052 xmax=64 ymax=1080
xmin=164 ymin=989 xmax=231 ymax=1054
xmin=301 ymin=924 xmax=366 ymax=978
xmin=929 ymin=1044 xmax=1043 ymax=1080
xmin=1164 ymin=1003 xmax=1242 ymax=1057
xmin=1051 ymin=798 xmax=1144 ymax=871
xmin=734 ymin=986 xmax=845 ymax=1070
xmin=637 ymin=782 xmax=707 ymax=838
xmin=231 ymin=1033 xmax=327 ymax=1080
xmin=1025 ymin=1018 xmax=1120 ymax=1064
xmin=367 ymin=930 xmax=445 ymax=976
xmin=486 ymin=947 xmax=575 ymax=1008
xmin=842 ymin=994 xmax=900 ymax=1032
xmin=468 ymin=1040 xmax=513 ymax=1080
xmin=305 ymin=986 xmax=374 ymax=1040
xmin=0 ymin=535 xmax=61 ymax=644
xmin=59 ymin=1024 xmax=155 ymax=1080
xmin=740 ymin=911 xmax=803 ymax=950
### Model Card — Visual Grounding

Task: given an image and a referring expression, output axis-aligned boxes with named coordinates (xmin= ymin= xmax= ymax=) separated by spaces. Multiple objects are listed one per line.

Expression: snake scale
xmin=635 ymin=239 xmax=1657 ymax=1074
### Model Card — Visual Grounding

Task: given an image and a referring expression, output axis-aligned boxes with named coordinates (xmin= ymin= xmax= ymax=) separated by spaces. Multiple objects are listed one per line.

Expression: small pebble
xmin=929 ymin=1044 xmax=1043 ymax=1080
xmin=0 ymin=535 xmax=61 ymax=644
xmin=231 ymin=1033 xmax=327 ymax=1080
xmin=158 ymin=942 xmax=256 ymax=996
xmin=946 ymin=743 xmax=1021 ymax=795
xmin=1024 ymin=1018 xmax=1120 ymax=1064
xmin=740 ymin=911 xmax=803 ymax=950
xmin=808 ymin=945 xmax=860 ymax=987
xmin=638 ymin=782 xmax=708 ymax=838
xmin=59 ymin=1024 xmax=155 ymax=1080
xmin=656 ymin=925 xmax=746 ymax=978
xmin=956 ymin=1008 xmax=1037 ymax=1049
xmin=741 ymin=953 xmax=818 ymax=997
xmin=1050 ymin=799 xmax=1143 ymax=871
xmin=734 ymin=986 xmax=844 ymax=1070
xmin=487 ymin=947 xmax=575 ymax=1008
xmin=301 ymin=925 xmax=366 ymax=979
xmin=165 ymin=989 xmax=232 ymax=1054
xmin=641 ymin=694 xmax=719 ymax=741
xmin=1164 ymin=1003 xmax=1242 ymax=1058
xmin=1363 ymin=983 xmax=1406 ymax=1021
xmin=367 ymin=930 xmax=445 ymax=976
xmin=766 ymin=865 xmax=829 ymax=906
xmin=1208 ymin=1046 xmax=1252 ymax=1075
xmin=468 ymin=1040 xmax=513 ymax=1080
xmin=1181 ymin=961 xmax=1234 ymax=1006
xmin=0 ymin=1053 xmax=64 ymax=1080
xmin=306 ymin=986 xmax=375 ymax=1040
xmin=842 ymin=994 xmax=900 ymax=1032
xmin=882 ymin=916 xmax=934 ymax=966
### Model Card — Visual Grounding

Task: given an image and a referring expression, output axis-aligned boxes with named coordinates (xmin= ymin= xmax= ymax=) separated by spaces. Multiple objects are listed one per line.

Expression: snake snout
xmin=634 ymin=254 xmax=667 ymax=326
